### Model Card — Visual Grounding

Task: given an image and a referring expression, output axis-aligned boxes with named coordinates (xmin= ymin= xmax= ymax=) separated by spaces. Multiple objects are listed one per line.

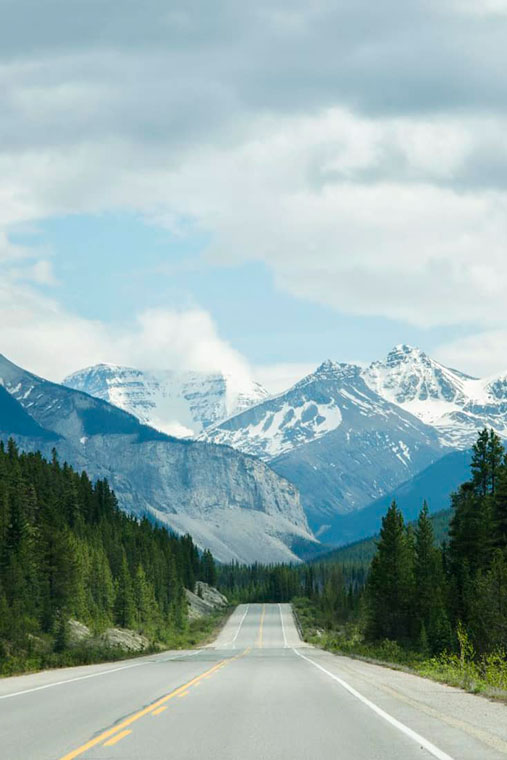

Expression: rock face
xmin=98 ymin=628 xmax=150 ymax=652
xmin=186 ymin=582 xmax=228 ymax=620
xmin=63 ymin=364 xmax=268 ymax=438
xmin=0 ymin=354 xmax=316 ymax=563
xmin=67 ymin=620 xmax=149 ymax=651
xmin=206 ymin=360 xmax=443 ymax=538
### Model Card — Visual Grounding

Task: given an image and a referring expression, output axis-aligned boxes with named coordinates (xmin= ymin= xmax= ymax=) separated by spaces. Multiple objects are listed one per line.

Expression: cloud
xmin=254 ymin=363 xmax=317 ymax=394
xmin=434 ymin=331 xmax=507 ymax=377
xmin=1 ymin=0 xmax=507 ymax=364
xmin=0 ymin=250 xmax=252 ymax=381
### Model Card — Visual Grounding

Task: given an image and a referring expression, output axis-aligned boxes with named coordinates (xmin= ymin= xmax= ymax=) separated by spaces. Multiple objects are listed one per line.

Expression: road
xmin=1 ymin=603 xmax=507 ymax=759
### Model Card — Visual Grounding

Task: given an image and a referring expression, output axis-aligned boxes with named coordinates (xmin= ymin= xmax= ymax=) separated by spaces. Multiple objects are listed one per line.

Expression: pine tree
xmin=414 ymin=502 xmax=436 ymax=630
xmin=471 ymin=428 xmax=490 ymax=496
xmin=201 ymin=549 xmax=217 ymax=587
xmin=366 ymin=501 xmax=415 ymax=642
xmin=494 ymin=460 xmax=507 ymax=549
xmin=114 ymin=553 xmax=135 ymax=629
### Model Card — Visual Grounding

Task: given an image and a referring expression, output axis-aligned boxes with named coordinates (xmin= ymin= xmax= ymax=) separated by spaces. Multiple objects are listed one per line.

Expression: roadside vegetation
xmin=220 ymin=429 xmax=507 ymax=697
xmin=0 ymin=440 xmax=222 ymax=676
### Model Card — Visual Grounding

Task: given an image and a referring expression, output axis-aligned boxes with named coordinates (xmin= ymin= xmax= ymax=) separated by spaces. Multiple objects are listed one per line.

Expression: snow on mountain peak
xmin=63 ymin=364 xmax=269 ymax=438
xmin=299 ymin=360 xmax=361 ymax=386
xmin=362 ymin=346 xmax=507 ymax=447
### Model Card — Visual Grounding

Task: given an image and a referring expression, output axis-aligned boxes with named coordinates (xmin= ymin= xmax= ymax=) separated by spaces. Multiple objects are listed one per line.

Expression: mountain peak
xmin=312 ymin=359 xmax=361 ymax=380
xmin=63 ymin=363 xmax=268 ymax=437
xmin=386 ymin=344 xmax=426 ymax=364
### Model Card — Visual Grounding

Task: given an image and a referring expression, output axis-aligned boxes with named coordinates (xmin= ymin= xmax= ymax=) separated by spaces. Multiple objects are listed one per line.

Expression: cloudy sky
xmin=2 ymin=0 xmax=507 ymax=390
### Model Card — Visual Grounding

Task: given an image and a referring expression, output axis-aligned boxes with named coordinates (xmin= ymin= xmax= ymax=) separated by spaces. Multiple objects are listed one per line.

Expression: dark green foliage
xmin=318 ymin=508 xmax=452 ymax=569
xmin=0 ymin=440 xmax=212 ymax=672
xmin=201 ymin=550 xmax=217 ymax=587
xmin=364 ymin=429 xmax=507 ymax=659
xmin=217 ymin=559 xmax=366 ymax=630
xmin=366 ymin=502 xmax=415 ymax=642
xmin=290 ymin=429 xmax=506 ymax=665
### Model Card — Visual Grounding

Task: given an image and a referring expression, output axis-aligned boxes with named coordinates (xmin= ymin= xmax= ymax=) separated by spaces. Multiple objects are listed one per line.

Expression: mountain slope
xmin=317 ymin=508 xmax=453 ymax=568
xmin=207 ymin=360 xmax=443 ymax=537
xmin=0 ymin=384 xmax=59 ymax=441
xmin=324 ymin=448 xmax=471 ymax=546
xmin=63 ymin=364 xmax=268 ymax=438
xmin=0 ymin=354 xmax=316 ymax=563
xmin=363 ymin=344 xmax=507 ymax=447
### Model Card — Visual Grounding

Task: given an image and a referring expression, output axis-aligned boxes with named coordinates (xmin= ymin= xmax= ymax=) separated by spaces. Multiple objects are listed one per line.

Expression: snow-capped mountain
xmin=0 ymin=354 xmax=316 ymax=563
xmin=362 ymin=344 xmax=507 ymax=448
xmin=206 ymin=359 xmax=443 ymax=539
xmin=63 ymin=364 xmax=268 ymax=438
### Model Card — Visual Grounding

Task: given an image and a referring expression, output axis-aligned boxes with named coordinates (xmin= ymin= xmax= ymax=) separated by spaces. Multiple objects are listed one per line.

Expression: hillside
xmin=318 ymin=508 xmax=452 ymax=568
xmin=0 ymin=441 xmax=210 ymax=674
xmin=0 ymin=354 xmax=317 ymax=564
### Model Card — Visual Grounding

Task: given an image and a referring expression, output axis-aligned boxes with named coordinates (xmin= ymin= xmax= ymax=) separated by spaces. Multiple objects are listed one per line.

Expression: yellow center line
xmin=152 ymin=706 xmax=168 ymax=716
xmin=177 ymin=691 xmax=190 ymax=698
xmin=103 ymin=730 xmax=131 ymax=747
xmin=57 ymin=658 xmax=229 ymax=760
xmin=257 ymin=604 xmax=266 ymax=649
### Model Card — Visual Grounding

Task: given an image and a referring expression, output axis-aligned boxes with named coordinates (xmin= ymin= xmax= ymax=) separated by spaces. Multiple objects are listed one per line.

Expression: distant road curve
xmin=1 ymin=603 xmax=506 ymax=759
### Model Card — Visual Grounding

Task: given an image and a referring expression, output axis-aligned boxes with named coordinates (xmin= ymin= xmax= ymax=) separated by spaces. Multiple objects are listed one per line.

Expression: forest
xmin=219 ymin=429 xmax=507 ymax=690
xmin=2 ymin=428 xmax=506 ymax=690
xmin=0 ymin=440 xmax=217 ymax=674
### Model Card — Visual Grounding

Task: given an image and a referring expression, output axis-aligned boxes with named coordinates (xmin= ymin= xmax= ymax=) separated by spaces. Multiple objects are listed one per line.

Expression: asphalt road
xmin=1 ymin=603 xmax=507 ymax=759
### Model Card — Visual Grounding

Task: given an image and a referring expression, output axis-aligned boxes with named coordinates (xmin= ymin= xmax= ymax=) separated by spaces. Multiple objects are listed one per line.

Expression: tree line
xmin=218 ymin=429 xmax=507 ymax=660
xmin=0 ymin=440 xmax=217 ymax=666
xmin=217 ymin=558 xmax=367 ymax=625
xmin=366 ymin=428 xmax=507 ymax=655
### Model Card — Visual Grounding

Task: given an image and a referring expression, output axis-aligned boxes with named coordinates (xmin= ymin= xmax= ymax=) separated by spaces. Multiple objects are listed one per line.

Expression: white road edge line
xmin=0 ymin=650 xmax=201 ymax=701
xmin=231 ymin=604 xmax=250 ymax=649
xmin=293 ymin=649 xmax=455 ymax=760
xmin=278 ymin=603 xmax=288 ymax=647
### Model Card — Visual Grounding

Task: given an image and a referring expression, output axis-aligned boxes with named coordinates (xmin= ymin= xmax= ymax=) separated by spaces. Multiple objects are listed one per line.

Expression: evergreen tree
xmin=366 ymin=502 xmax=414 ymax=642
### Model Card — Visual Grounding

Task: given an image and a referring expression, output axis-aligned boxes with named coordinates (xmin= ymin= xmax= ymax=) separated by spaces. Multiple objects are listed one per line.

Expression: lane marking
xmin=278 ymin=603 xmax=288 ymax=648
xmin=177 ymin=691 xmax=189 ymax=698
xmin=293 ymin=649 xmax=455 ymax=760
xmin=152 ymin=706 xmax=168 ymax=716
xmin=257 ymin=604 xmax=266 ymax=649
xmin=57 ymin=658 xmax=229 ymax=760
xmin=103 ymin=730 xmax=131 ymax=747
xmin=230 ymin=604 xmax=250 ymax=649
xmin=0 ymin=650 xmax=201 ymax=701
xmin=335 ymin=660 xmax=507 ymax=756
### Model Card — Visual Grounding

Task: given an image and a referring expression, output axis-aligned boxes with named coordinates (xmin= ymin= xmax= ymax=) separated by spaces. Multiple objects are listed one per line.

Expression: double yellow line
xmin=58 ymin=654 xmax=244 ymax=760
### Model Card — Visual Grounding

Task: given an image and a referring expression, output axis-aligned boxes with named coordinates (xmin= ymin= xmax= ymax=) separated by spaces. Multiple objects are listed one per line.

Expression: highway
xmin=1 ymin=603 xmax=507 ymax=759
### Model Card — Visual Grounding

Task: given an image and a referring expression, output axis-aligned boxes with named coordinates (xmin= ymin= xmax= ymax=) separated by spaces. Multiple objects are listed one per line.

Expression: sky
xmin=2 ymin=0 xmax=507 ymax=391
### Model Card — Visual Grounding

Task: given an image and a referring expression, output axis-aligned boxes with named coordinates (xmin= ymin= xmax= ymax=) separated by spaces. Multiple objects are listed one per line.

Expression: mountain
xmin=324 ymin=448 xmax=471 ymax=546
xmin=0 ymin=354 xmax=316 ymax=564
xmin=317 ymin=508 xmax=453 ymax=568
xmin=63 ymin=364 xmax=268 ymax=438
xmin=0 ymin=384 xmax=59 ymax=441
xmin=206 ymin=360 xmax=443 ymax=539
xmin=363 ymin=344 xmax=507 ymax=448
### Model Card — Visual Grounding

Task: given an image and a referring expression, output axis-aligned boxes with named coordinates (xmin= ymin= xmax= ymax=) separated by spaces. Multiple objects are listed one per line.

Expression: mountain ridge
xmin=63 ymin=363 xmax=268 ymax=438
xmin=0 ymin=354 xmax=316 ymax=564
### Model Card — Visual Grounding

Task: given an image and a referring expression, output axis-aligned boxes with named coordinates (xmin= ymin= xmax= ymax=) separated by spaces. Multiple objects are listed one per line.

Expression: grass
xmin=292 ymin=597 xmax=507 ymax=700
xmin=0 ymin=608 xmax=231 ymax=678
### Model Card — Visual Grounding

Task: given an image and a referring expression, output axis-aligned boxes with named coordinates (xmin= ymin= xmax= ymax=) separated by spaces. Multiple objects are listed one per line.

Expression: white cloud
xmin=254 ymin=362 xmax=317 ymax=394
xmin=452 ymin=0 xmax=507 ymax=16
xmin=1 ymin=0 xmax=507 ymax=369
xmin=3 ymin=106 xmax=507 ymax=340
xmin=147 ymin=109 xmax=507 ymax=329
xmin=434 ymin=331 xmax=507 ymax=378
xmin=115 ymin=308 xmax=252 ymax=380
xmin=0 ymin=261 xmax=252 ymax=382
